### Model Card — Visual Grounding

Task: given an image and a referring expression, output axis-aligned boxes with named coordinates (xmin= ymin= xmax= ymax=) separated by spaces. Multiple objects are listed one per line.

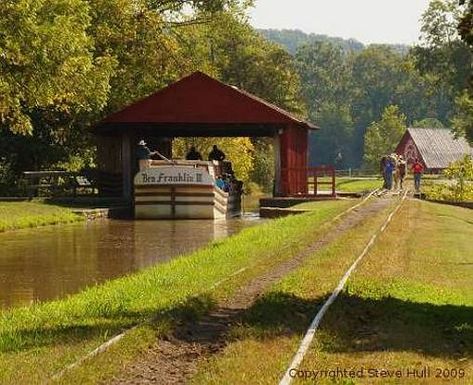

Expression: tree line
xmin=264 ymin=0 xmax=472 ymax=170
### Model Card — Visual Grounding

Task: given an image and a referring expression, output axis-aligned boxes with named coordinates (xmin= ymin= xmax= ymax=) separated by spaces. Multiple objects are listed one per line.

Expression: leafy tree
xmin=0 ymin=0 xmax=115 ymax=135
xmin=459 ymin=0 xmax=473 ymax=48
xmin=349 ymin=46 xmax=406 ymax=164
xmin=363 ymin=106 xmax=407 ymax=170
xmin=451 ymin=91 xmax=473 ymax=143
xmin=413 ymin=118 xmax=445 ymax=128
xmin=295 ymin=42 xmax=349 ymax=112
xmin=444 ymin=155 xmax=473 ymax=200
xmin=309 ymin=103 xmax=354 ymax=168
xmin=420 ymin=0 xmax=463 ymax=46
xmin=413 ymin=0 xmax=472 ymax=124
xmin=294 ymin=42 xmax=355 ymax=166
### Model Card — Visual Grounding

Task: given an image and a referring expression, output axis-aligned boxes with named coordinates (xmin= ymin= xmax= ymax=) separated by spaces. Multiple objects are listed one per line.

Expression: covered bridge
xmin=93 ymin=71 xmax=317 ymax=200
xmin=396 ymin=128 xmax=473 ymax=172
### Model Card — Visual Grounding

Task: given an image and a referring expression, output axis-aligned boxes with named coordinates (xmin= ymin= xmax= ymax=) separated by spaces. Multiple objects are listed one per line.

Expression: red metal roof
xmin=97 ymin=71 xmax=317 ymax=130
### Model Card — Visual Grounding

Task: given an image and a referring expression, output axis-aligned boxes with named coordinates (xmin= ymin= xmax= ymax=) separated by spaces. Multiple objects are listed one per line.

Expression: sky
xmin=248 ymin=0 xmax=432 ymax=45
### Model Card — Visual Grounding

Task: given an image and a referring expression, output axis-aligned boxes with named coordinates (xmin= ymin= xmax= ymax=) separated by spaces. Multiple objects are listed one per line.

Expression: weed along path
xmin=103 ymin=195 xmax=396 ymax=385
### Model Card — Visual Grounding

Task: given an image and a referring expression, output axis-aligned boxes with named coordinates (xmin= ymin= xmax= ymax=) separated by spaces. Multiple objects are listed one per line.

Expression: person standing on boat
xmin=137 ymin=140 xmax=159 ymax=170
xmin=208 ymin=145 xmax=226 ymax=162
xmin=186 ymin=146 xmax=203 ymax=160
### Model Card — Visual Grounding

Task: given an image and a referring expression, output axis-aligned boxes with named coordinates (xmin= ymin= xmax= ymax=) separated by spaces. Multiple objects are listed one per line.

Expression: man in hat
xmin=137 ymin=140 xmax=158 ymax=170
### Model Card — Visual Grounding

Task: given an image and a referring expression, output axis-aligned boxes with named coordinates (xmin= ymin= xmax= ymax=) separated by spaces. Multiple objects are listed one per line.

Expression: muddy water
xmin=0 ymin=215 xmax=259 ymax=310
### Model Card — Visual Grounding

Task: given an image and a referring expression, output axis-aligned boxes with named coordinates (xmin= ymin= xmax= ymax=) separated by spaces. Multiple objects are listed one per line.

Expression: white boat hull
xmin=134 ymin=165 xmax=241 ymax=219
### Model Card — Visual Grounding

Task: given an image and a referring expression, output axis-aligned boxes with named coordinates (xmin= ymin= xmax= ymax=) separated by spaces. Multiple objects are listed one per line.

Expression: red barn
xmin=93 ymin=72 xmax=318 ymax=200
xmin=396 ymin=128 xmax=473 ymax=173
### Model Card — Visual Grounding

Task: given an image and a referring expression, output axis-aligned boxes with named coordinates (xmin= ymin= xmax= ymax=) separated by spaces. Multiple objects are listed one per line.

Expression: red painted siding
xmin=280 ymin=125 xmax=308 ymax=195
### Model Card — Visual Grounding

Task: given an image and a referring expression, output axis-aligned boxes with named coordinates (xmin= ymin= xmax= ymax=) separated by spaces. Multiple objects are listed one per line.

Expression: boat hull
xmin=134 ymin=166 xmax=241 ymax=219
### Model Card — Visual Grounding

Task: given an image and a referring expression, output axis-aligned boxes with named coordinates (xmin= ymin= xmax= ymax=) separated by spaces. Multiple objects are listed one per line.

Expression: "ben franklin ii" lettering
xmin=141 ymin=172 xmax=203 ymax=184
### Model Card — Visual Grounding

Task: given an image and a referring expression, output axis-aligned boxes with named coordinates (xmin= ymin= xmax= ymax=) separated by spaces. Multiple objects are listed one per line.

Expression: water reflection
xmin=0 ymin=215 xmax=258 ymax=310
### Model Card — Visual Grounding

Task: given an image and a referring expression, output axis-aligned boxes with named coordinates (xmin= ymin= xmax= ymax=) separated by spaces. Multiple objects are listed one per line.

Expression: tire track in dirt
xmin=107 ymin=197 xmax=394 ymax=385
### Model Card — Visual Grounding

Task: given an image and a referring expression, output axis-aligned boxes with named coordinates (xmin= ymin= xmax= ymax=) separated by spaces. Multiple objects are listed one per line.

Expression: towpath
xmin=106 ymin=193 xmax=399 ymax=385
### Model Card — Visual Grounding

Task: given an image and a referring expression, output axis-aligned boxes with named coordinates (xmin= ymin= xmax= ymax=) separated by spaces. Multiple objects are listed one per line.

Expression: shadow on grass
xmin=3 ymin=290 xmax=471 ymax=360
xmin=239 ymin=291 xmax=473 ymax=358
xmin=0 ymin=295 xmax=216 ymax=353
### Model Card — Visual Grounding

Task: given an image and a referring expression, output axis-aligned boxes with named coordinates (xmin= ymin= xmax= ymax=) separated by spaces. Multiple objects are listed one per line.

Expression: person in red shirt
xmin=412 ymin=158 xmax=424 ymax=192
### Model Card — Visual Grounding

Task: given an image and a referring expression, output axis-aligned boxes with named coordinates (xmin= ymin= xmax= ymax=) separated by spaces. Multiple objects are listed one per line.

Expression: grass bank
xmin=190 ymin=199 xmax=472 ymax=385
xmin=0 ymin=201 xmax=83 ymax=232
xmin=0 ymin=200 xmax=355 ymax=385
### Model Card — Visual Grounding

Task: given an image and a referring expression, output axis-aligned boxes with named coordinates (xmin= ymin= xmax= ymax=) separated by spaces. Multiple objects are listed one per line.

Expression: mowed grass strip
xmin=0 ymin=202 xmax=83 ymax=232
xmin=189 ymin=196 xmax=401 ymax=385
xmin=297 ymin=200 xmax=472 ymax=385
xmin=0 ymin=200 xmax=355 ymax=385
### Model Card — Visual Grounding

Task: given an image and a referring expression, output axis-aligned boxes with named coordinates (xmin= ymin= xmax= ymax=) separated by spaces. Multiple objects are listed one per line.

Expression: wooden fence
xmin=281 ymin=166 xmax=336 ymax=197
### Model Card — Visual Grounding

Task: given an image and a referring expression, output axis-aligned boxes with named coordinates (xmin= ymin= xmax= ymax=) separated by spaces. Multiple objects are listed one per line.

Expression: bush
xmin=0 ymin=157 xmax=19 ymax=196
xmin=424 ymin=155 xmax=473 ymax=202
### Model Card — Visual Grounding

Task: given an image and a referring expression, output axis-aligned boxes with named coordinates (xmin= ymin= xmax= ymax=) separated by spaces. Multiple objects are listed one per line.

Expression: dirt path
xmin=107 ymin=196 xmax=394 ymax=385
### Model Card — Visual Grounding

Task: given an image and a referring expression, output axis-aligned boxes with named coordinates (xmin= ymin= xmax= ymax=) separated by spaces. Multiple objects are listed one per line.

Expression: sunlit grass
xmin=0 ymin=202 xmax=83 ymax=232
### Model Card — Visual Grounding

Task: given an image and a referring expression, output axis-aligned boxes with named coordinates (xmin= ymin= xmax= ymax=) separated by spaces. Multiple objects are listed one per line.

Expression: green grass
xmin=313 ymin=177 xmax=382 ymax=193
xmin=0 ymin=199 xmax=355 ymax=385
xmin=0 ymin=201 xmax=83 ymax=232
xmin=190 ymin=199 xmax=473 ymax=385
xmin=335 ymin=177 xmax=382 ymax=192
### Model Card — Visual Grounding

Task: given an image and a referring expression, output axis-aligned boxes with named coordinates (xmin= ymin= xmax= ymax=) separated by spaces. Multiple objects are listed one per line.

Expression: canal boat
xmin=134 ymin=160 xmax=242 ymax=219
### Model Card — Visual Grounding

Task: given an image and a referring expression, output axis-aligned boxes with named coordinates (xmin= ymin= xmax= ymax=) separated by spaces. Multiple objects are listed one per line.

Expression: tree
xmin=294 ymin=42 xmax=354 ymax=166
xmin=0 ymin=0 xmax=115 ymax=135
xmin=444 ymin=155 xmax=473 ymax=201
xmin=412 ymin=118 xmax=445 ymax=128
xmin=420 ymin=0 xmax=463 ymax=47
xmin=363 ymin=106 xmax=407 ymax=170
xmin=459 ymin=0 xmax=473 ymax=48
xmin=295 ymin=41 xmax=350 ymax=113
xmin=451 ymin=91 xmax=473 ymax=143
xmin=413 ymin=0 xmax=472 ymax=124
xmin=309 ymin=103 xmax=354 ymax=168
xmin=349 ymin=46 xmax=407 ymax=165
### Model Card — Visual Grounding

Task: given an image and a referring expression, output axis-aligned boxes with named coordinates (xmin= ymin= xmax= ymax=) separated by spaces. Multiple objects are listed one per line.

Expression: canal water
xmin=0 ymin=215 xmax=259 ymax=310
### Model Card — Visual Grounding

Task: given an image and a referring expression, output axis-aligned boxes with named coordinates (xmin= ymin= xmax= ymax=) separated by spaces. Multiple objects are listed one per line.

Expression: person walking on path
xmin=385 ymin=156 xmax=395 ymax=190
xmin=398 ymin=155 xmax=407 ymax=190
xmin=412 ymin=158 xmax=424 ymax=192
xmin=392 ymin=154 xmax=400 ymax=190
xmin=380 ymin=156 xmax=388 ymax=189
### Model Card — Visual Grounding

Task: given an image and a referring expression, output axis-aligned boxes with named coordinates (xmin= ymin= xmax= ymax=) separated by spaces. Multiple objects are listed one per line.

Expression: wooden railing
xmin=281 ymin=166 xmax=336 ymax=197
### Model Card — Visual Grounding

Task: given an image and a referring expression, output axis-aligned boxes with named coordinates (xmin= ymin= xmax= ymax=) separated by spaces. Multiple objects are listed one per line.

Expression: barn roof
xmin=406 ymin=128 xmax=473 ymax=169
xmin=95 ymin=71 xmax=317 ymax=134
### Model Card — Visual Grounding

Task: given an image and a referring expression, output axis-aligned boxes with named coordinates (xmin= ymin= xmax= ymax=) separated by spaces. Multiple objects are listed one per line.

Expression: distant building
xmin=395 ymin=128 xmax=473 ymax=173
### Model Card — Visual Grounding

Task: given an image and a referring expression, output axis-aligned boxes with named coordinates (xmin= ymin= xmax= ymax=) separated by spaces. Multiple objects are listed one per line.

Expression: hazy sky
xmin=249 ymin=0 xmax=431 ymax=45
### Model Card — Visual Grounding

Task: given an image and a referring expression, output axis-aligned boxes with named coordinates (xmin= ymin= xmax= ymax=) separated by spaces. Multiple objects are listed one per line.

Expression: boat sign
xmin=134 ymin=166 xmax=214 ymax=186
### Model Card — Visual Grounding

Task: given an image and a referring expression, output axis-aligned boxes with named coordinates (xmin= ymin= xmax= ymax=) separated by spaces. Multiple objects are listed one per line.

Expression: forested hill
xmin=258 ymin=29 xmax=410 ymax=56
